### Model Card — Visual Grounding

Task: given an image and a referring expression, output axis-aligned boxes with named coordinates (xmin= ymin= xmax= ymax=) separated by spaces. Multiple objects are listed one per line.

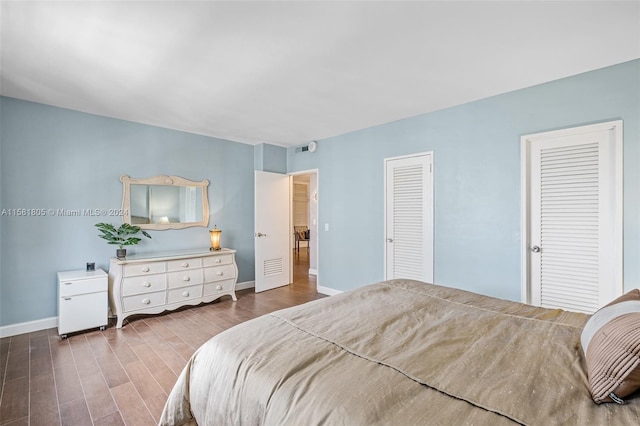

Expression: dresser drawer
xmin=59 ymin=277 xmax=106 ymax=297
xmin=122 ymin=275 xmax=167 ymax=296
xmin=167 ymin=258 xmax=202 ymax=272
xmin=204 ymin=264 xmax=236 ymax=283
xmin=168 ymin=285 xmax=203 ymax=304
xmin=204 ymin=278 xmax=235 ymax=297
xmin=122 ymin=291 xmax=166 ymax=312
xmin=123 ymin=262 xmax=166 ymax=277
xmin=167 ymin=270 xmax=204 ymax=289
xmin=203 ymin=254 xmax=233 ymax=267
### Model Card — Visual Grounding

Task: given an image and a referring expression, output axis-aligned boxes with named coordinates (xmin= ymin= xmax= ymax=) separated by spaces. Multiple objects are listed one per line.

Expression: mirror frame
xmin=120 ymin=175 xmax=210 ymax=230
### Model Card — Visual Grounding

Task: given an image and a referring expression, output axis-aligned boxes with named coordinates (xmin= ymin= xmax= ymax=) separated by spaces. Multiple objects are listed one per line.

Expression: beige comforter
xmin=160 ymin=280 xmax=640 ymax=425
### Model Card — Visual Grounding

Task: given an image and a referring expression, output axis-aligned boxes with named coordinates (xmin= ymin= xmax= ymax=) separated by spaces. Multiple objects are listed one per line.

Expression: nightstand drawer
xmin=167 ymin=258 xmax=202 ymax=272
xmin=122 ymin=275 xmax=167 ymax=296
xmin=204 ymin=264 xmax=236 ymax=282
xmin=122 ymin=291 xmax=166 ymax=312
xmin=59 ymin=277 xmax=106 ymax=297
xmin=168 ymin=285 xmax=203 ymax=304
xmin=58 ymin=291 xmax=108 ymax=335
xmin=123 ymin=262 xmax=166 ymax=277
xmin=203 ymin=254 xmax=233 ymax=267
xmin=167 ymin=270 xmax=204 ymax=288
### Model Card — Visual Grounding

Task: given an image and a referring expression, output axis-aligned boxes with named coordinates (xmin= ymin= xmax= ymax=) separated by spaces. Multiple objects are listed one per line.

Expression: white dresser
xmin=57 ymin=268 xmax=108 ymax=338
xmin=108 ymin=249 xmax=238 ymax=328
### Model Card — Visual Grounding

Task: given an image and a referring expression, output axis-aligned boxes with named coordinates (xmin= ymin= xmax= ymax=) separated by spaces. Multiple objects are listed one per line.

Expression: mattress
xmin=160 ymin=279 xmax=640 ymax=425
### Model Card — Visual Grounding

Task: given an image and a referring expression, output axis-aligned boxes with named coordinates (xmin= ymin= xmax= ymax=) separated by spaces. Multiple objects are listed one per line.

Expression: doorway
xmin=291 ymin=171 xmax=318 ymax=292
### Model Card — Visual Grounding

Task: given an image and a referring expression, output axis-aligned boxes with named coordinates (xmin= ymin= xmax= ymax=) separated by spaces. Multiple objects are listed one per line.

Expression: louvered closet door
xmin=385 ymin=153 xmax=433 ymax=283
xmin=526 ymin=121 xmax=622 ymax=313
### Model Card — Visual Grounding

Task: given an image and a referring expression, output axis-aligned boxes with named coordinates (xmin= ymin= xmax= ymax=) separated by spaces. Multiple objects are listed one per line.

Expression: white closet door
xmin=385 ymin=152 xmax=433 ymax=283
xmin=523 ymin=121 xmax=623 ymax=313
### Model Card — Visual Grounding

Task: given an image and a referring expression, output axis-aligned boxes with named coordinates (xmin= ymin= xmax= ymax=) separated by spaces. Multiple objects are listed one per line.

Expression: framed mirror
xmin=120 ymin=175 xmax=210 ymax=230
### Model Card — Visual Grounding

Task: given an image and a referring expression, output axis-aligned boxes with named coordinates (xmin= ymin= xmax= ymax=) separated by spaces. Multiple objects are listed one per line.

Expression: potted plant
xmin=95 ymin=222 xmax=152 ymax=259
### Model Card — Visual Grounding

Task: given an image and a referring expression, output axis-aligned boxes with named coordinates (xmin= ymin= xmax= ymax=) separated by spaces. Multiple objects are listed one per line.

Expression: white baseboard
xmin=0 ymin=316 xmax=58 ymax=338
xmin=236 ymin=280 xmax=255 ymax=290
xmin=308 ymin=268 xmax=318 ymax=276
xmin=1 ymin=280 xmax=331 ymax=338
xmin=237 ymin=279 xmax=340 ymax=296
xmin=1 ymin=281 xmax=257 ymax=338
xmin=238 ymin=279 xmax=340 ymax=296
xmin=317 ymin=285 xmax=343 ymax=296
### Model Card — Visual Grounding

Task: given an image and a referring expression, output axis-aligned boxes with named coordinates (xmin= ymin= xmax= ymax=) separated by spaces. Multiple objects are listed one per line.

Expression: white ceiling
xmin=1 ymin=1 xmax=638 ymax=147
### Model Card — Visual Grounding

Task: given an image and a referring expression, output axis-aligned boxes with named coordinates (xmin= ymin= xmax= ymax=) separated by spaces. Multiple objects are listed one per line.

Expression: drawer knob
xmin=142 ymin=281 xmax=151 ymax=287
xmin=142 ymin=298 xmax=151 ymax=305
xmin=182 ymin=291 xmax=190 ymax=297
xmin=142 ymin=267 xmax=150 ymax=273
xmin=217 ymin=271 xmax=224 ymax=276
xmin=183 ymin=276 xmax=190 ymax=282
xmin=215 ymin=258 xmax=222 ymax=264
xmin=181 ymin=262 xmax=189 ymax=268
xmin=215 ymin=285 xmax=222 ymax=291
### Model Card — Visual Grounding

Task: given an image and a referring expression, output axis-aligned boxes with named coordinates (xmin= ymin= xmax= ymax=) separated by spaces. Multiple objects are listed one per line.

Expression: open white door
xmin=255 ymin=171 xmax=291 ymax=292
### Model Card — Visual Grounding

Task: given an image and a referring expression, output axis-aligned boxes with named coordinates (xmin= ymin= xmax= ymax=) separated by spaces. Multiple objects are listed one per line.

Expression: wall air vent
xmin=295 ymin=141 xmax=317 ymax=153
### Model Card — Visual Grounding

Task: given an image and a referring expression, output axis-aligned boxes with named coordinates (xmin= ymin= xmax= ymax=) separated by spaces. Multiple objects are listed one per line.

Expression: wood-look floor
xmin=0 ymin=250 xmax=323 ymax=425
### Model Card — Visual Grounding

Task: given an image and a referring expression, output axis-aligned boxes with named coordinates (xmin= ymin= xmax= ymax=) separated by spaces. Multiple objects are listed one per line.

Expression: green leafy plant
xmin=95 ymin=222 xmax=151 ymax=249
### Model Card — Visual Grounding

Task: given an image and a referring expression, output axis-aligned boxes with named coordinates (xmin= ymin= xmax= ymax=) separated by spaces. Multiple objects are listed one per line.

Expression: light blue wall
xmin=0 ymin=97 xmax=256 ymax=326
xmin=0 ymin=117 xmax=3 ymax=308
xmin=254 ymin=143 xmax=287 ymax=173
xmin=288 ymin=60 xmax=640 ymax=301
xmin=2 ymin=60 xmax=638 ymax=328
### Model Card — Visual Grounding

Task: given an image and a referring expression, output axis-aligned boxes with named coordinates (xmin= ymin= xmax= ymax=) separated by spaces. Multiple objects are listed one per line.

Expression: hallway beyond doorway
xmin=293 ymin=247 xmax=316 ymax=292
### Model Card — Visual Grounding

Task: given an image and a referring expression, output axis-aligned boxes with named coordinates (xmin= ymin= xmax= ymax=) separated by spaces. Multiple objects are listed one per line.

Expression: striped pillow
xmin=580 ymin=289 xmax=640 ymax=404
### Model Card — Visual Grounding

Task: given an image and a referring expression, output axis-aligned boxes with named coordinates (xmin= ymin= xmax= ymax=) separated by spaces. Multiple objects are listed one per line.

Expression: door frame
xmin=520 ymin=120 xmax=623 ymax=305
xmin=383 ymin=151 xmax=434 ymax=282
xmin=289 ymin=168 xmax=319 ymax=288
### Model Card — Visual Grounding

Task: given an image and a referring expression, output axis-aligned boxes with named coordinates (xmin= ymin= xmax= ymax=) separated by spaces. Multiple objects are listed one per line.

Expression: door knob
xmin=255 ymin=232 xmax=267 ymax=237
xmin=531 ymin=245 xmax=541 ymax=253
xmin=387 ymin=238 xmax=393 ymax=243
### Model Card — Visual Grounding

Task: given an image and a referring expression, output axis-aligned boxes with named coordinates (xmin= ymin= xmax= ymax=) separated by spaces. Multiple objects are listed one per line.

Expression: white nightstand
xmin=57 ymin=268 xmax=108 ymax=338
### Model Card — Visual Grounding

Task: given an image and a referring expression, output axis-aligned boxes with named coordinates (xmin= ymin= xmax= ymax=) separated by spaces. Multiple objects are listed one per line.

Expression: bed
xmin=160 ymin=279 xmax=640 ymax=425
